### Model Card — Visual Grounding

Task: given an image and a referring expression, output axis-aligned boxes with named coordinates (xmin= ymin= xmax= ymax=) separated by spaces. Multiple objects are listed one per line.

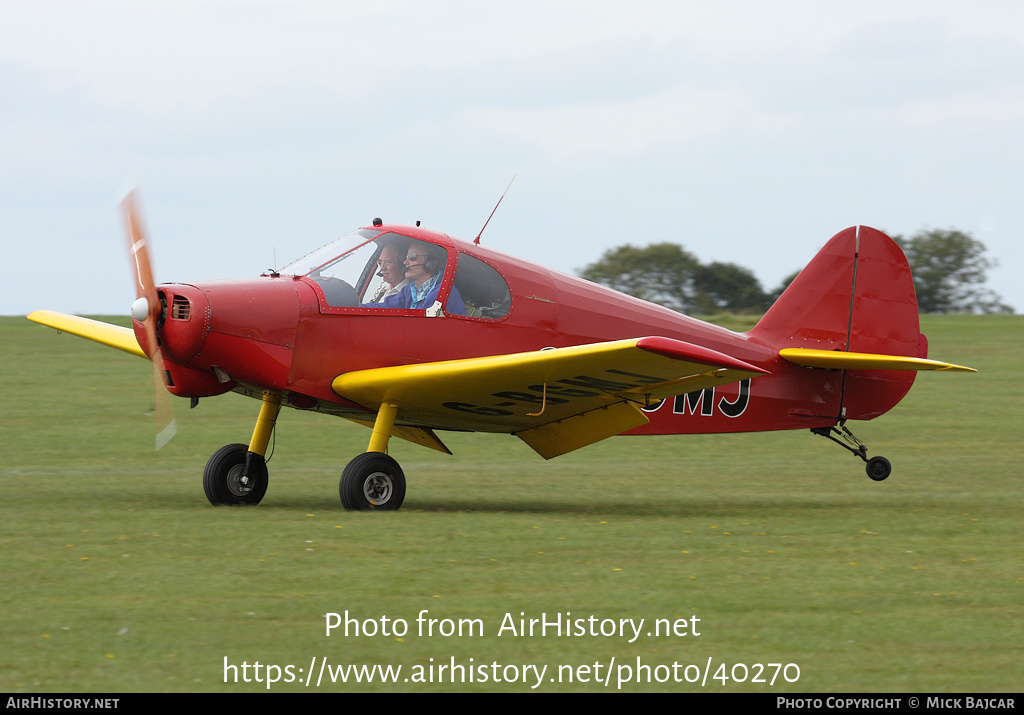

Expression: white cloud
xmin=899 ymin=87 xmax=1024 ymax=126
xmin=461 ymin=85 xmax=754 ymax=159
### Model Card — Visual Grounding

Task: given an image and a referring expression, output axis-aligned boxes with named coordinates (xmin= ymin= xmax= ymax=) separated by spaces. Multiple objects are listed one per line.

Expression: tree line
xmin=577 ymin=228 xmax=1012 ymax=315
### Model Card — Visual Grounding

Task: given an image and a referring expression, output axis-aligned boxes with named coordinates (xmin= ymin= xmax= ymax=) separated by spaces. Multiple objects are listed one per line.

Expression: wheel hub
xmin=226 ymin=464 xmax=254 ymax=497
xmin=362 ymin=472 xmax=393 ymax=506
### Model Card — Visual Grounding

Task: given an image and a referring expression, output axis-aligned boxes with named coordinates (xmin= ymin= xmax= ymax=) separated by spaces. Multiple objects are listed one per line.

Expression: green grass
xmin=1 ymin=315 xmax=1020 ymax=692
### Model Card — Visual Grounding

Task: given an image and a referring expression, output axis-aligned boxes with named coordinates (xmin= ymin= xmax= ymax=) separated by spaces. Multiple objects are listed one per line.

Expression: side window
xmin=448 ymin=254 xmax=511 ymax=319
xmin=362 ymin=239 xmax=453 ymax=312
xmin=292 ymin=230 xmax=462 ymax=313
xmin=361 ymin=237 xmax=411 ymax=304
xmin=312 ymin=239 xmax=380 ymax=308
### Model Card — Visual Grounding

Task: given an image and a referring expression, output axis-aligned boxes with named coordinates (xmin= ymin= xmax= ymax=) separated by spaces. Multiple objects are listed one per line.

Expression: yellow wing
xmin=779 ymin=348 xmax=975 ymax=372
xmin=28 ymin=311 xmax=146 ymax=358
xmin=333 ymin=337 xmax=768 ymax=459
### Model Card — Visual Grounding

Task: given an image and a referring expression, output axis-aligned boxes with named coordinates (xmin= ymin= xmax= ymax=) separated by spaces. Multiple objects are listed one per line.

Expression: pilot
xmin=369 ymin=240 xmax=411 ymax=301
xmin=365 ymin=240 xmax=464 ymax=314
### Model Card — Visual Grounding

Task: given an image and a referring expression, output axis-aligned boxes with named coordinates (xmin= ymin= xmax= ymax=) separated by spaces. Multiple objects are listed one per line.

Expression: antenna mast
xmin=474 ymin=175 xmax=515 ymax=245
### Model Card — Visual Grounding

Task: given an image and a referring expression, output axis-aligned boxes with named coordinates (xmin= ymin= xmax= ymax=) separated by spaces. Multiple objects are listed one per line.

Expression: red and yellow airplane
xmin=28 ymin=192 xmax=974 ymax=510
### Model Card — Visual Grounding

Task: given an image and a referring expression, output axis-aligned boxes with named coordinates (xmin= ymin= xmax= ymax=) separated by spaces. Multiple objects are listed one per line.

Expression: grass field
xmin=1 ymin=314 xmax=1021 ymax=692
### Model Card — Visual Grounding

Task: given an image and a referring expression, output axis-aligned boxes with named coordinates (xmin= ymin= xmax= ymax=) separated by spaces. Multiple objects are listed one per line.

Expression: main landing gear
xmin=204 ymin=390 xmax=280 ymax=505
xmin=811 ymin=422 xmax=892 ymax=481
xmin=202 ymin=393 xmax=408 ymax=510
xmin=338 ymin=401 xmax=406 ymax=510
xmin=339 ymin=452 xmax=406 ymax=510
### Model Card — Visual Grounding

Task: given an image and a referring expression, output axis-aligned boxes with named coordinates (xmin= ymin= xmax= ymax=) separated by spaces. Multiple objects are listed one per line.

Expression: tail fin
xmin=750 ymin=226 xmax=923 ymax=420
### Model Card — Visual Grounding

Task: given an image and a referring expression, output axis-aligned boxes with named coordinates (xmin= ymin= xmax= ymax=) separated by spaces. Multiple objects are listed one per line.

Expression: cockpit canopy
xmin=279 ymin=228 xmax=511 ymax=319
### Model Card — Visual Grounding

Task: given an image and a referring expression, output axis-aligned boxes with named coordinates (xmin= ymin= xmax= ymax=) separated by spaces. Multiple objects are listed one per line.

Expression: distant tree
xmin=693 ymin=262 xmax=771 ymax=314
xmin=894 ymin=229 xmax=1012 ymax=314
xmin=578 ymin=243 xmax=701 ymax=312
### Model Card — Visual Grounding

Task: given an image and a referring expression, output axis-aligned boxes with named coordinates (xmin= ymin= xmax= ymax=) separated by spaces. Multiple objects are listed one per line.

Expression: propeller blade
xmin=120 ymin=190 xmax=177 ymax=450
xmin=146 ymin=322 xmax=178 ymax=451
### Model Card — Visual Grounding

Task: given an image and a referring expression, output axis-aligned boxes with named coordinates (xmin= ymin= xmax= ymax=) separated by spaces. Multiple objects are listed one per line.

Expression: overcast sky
xmin=3 ymin=0 xmax=1022 ymax=316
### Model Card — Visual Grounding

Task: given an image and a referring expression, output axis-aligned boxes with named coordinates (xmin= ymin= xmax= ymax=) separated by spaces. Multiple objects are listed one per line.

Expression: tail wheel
xmin=866 ymin=456 xmax=892 ymax=482
xmin=340 ymin=453 xmax=406 ymax=511
xmin=812 ymin=424 xmax=894 ymax=482
xmin=204 ymin=443 xmax=269 ymax=505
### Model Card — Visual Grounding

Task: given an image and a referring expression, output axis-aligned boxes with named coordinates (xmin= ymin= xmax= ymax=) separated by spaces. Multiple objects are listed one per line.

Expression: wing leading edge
xmin=332 ymin=337 xmax=768 ymax=458
xmin=28 ymin=311 xmax=146 ymax=358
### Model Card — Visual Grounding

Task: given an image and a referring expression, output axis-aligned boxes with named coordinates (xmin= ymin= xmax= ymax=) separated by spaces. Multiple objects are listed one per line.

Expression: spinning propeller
xmin=121 ymin=190 xmax=177 ymax=449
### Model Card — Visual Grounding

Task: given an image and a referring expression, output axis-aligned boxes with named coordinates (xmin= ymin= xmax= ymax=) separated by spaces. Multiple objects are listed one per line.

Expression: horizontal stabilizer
xmin=27 ymin=311 xmax=145 ymax=358
xmin=780 ymin=348 xmax=975 ymax=372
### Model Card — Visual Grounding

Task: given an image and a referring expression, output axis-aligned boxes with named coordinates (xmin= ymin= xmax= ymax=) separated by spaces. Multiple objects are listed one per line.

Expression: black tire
xmin=203 ymin=443 xmax=269 ymax=505
xmin=866 ymin=456 xmax=891 ymax=482
xmin=340 ymin=453 xmax=406 ymax=511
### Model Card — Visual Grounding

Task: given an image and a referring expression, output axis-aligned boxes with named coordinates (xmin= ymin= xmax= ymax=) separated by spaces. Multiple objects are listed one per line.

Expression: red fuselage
xmin=140 ymin=224 xmax=918 ymax=438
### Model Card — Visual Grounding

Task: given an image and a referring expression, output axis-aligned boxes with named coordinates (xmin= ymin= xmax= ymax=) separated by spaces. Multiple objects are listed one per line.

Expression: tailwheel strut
xmin=811 ymin=421 xmax=892 ymax=482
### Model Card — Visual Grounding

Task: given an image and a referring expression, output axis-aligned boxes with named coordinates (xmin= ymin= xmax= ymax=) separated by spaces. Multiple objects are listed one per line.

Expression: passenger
xmin=368 ymin=240 xmax=410 ymax=302
xmin=365 ymin=240 xmax=464 ymax=314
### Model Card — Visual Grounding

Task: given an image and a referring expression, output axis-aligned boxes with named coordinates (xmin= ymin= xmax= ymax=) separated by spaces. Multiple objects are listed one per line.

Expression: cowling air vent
xmin=170 ymin=295 xmax=191 ymax=320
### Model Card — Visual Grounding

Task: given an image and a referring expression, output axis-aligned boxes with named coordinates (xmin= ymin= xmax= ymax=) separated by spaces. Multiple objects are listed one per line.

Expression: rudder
xmin=751 ymin=226 xmax=923 ymax=420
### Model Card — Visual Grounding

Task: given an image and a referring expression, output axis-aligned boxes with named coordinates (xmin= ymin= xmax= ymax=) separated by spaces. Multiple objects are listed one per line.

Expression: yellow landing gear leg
xmin=248 ymin=390 xmax=283 ymax=461
xmin=367 ymin=401 xmax=398 ymax=454
xmin=340 ymin=401 xmax=407 ymax=511
xmin=203 ymin=390 xmax=281 ymax=506
xmin=243 ymin=390 xmax=282 ymax=495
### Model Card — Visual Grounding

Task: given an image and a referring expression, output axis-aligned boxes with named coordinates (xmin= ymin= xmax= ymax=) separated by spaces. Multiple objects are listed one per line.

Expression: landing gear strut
xmin=204 ymin=390 xmax=281 ymax=505
xmin=812 ymin=421 xmax=892 ymax=481
xmin=339 ymin=401 xmax=406 ymax=510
